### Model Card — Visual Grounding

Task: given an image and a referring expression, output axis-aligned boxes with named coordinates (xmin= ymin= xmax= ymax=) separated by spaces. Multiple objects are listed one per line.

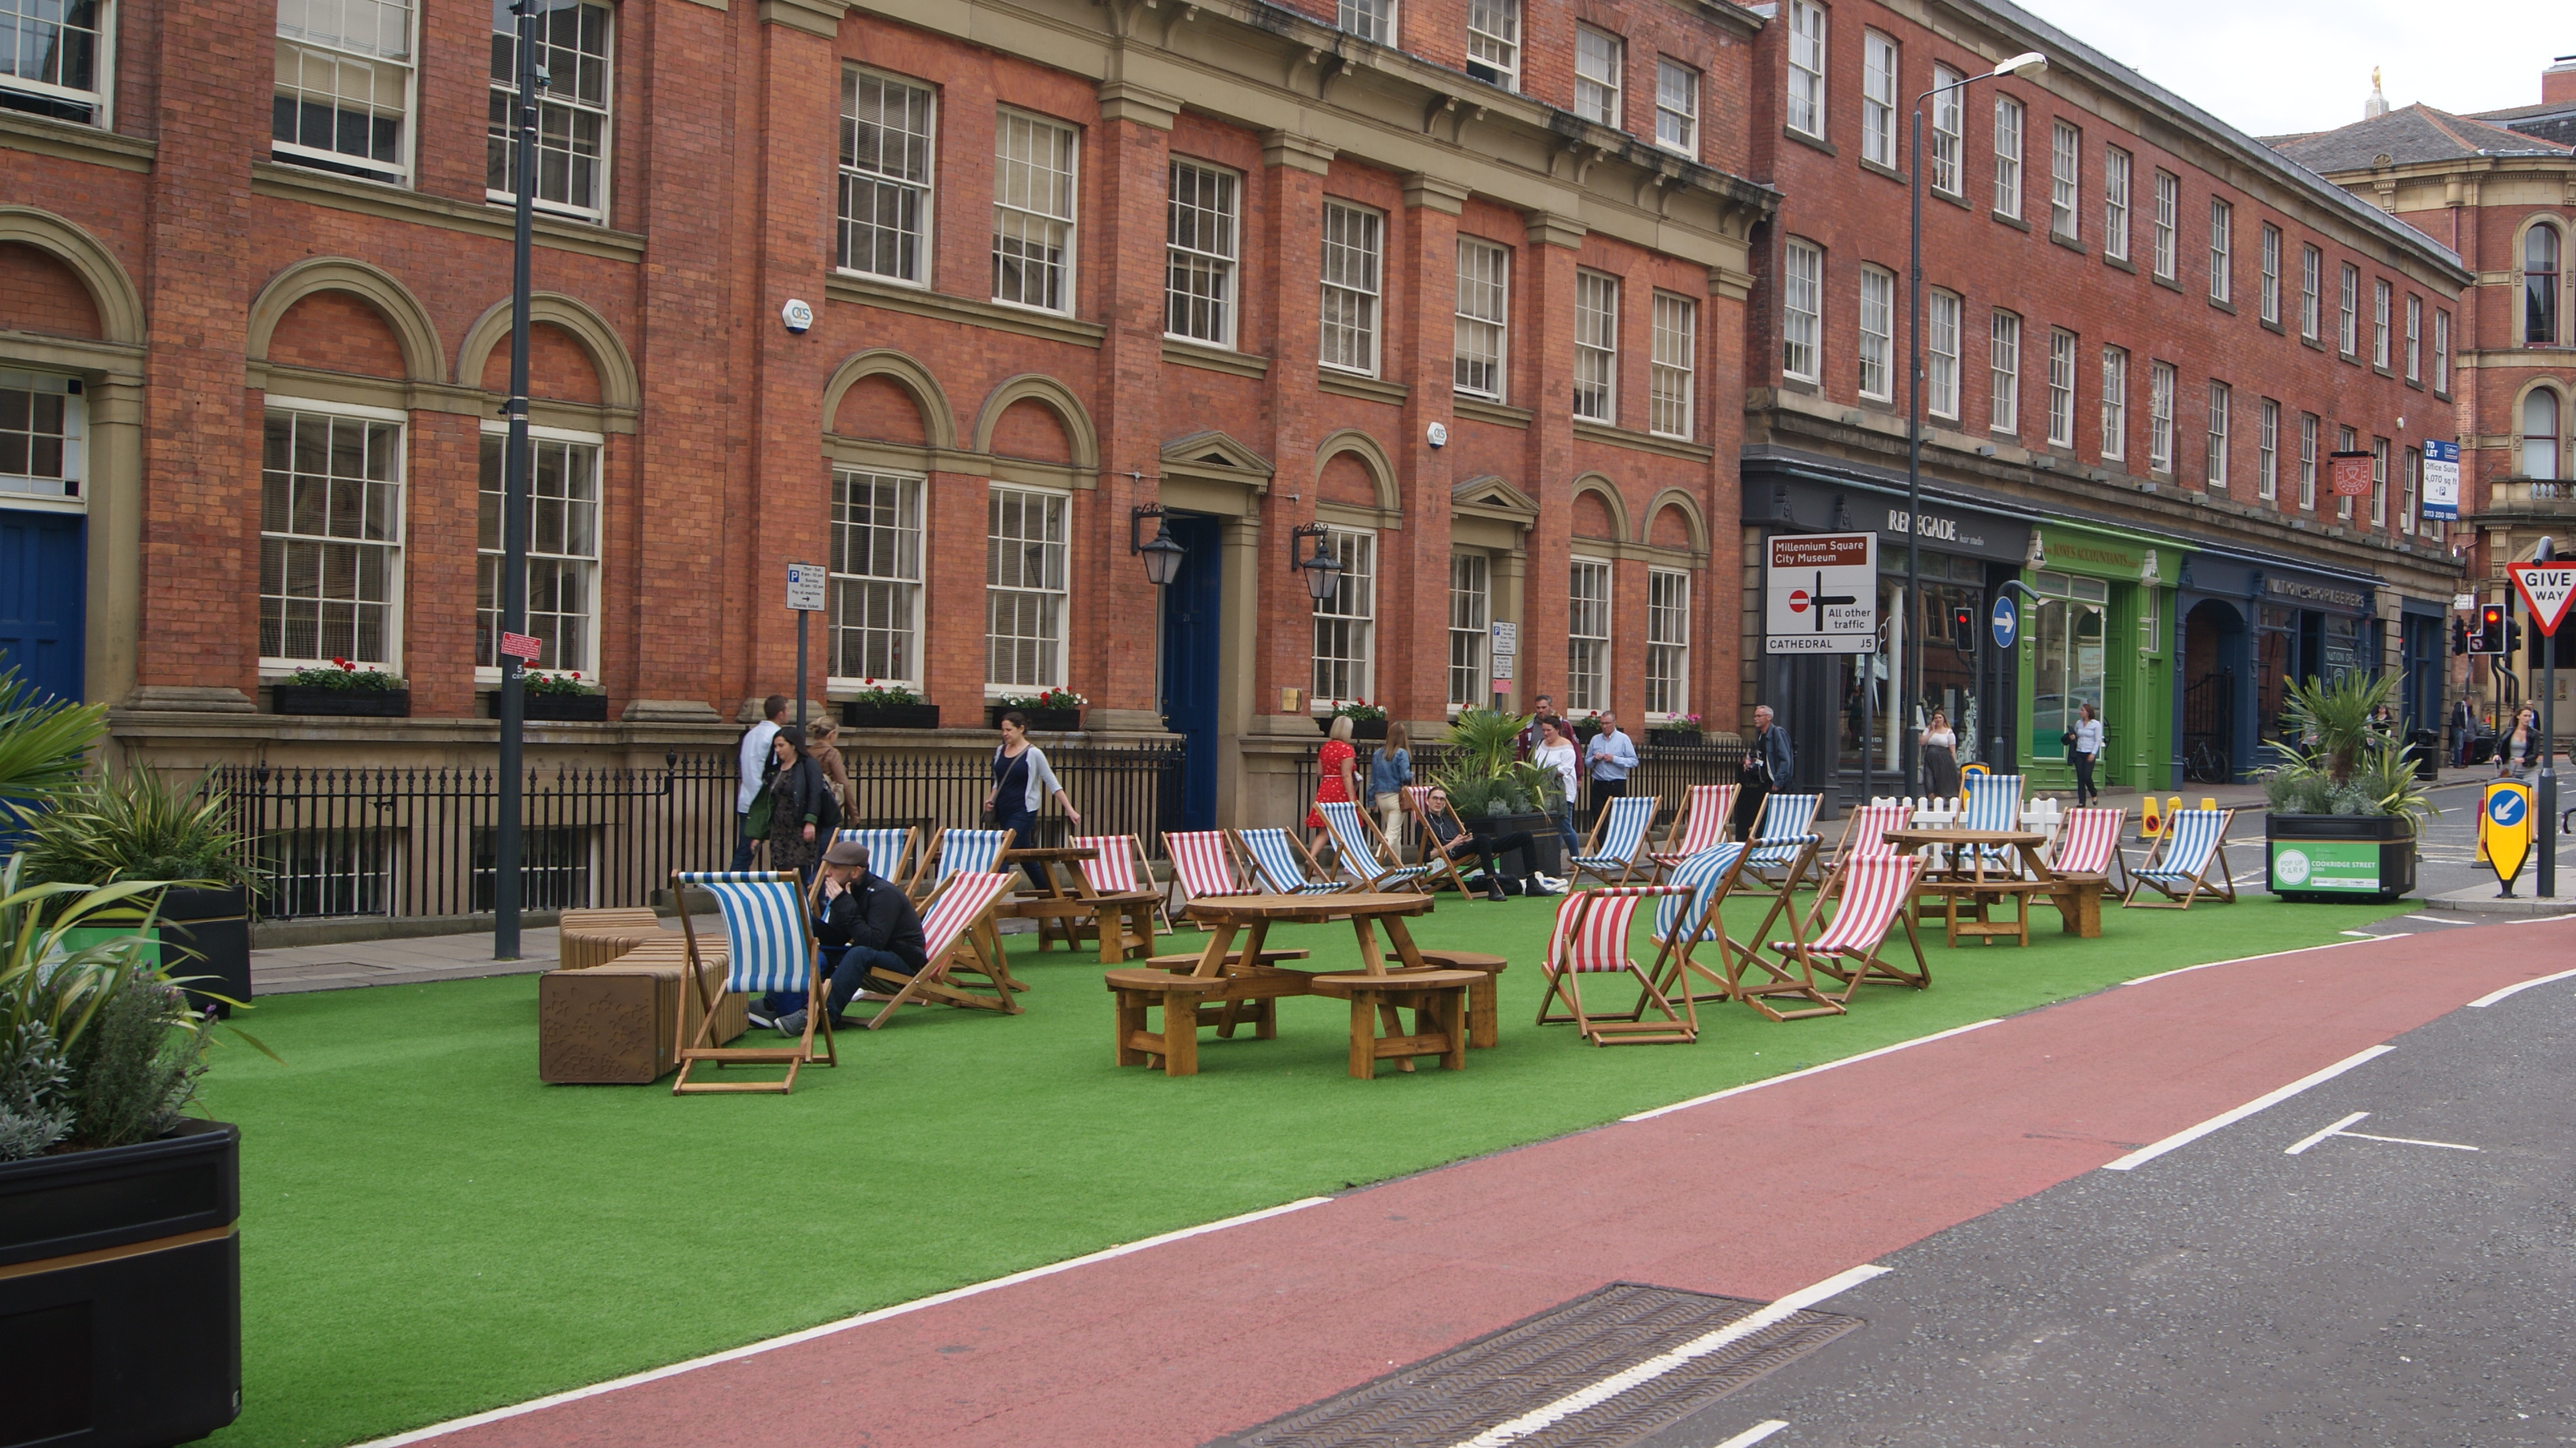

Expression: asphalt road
xmin=1651 ymin=970 xmax=2576 ymax=1448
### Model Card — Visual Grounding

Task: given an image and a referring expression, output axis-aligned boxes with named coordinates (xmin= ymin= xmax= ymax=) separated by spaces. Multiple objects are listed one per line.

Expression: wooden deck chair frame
xmin=2120 ymin=808 xmax=2238 ymax=910
xmin=1567 ymin=794 xmax=1661 ymax=888
xmin=1535 ymin=886 xmax=1698 ymax=1045
xmin=1809 ymin=802 xmax=1918 ymax=924
xmin=2035 ymin=805 xmax=2131 ymax=904
xmin=1778 ymin=856 xmax=1931 ymax=1005
xmin=671 ymin=871 xmax=835 ymax=1094
xmin=1161 ymin=829 xmax=1256 ymax=926
xmin=1639 ymin=843 xmax=1752 ymax=1017
xmin=1317 ymin=801 xmax=1436 ymax=895
xmin=860 ymin=870 xmax=1021 ymax=1028
xmin=1066 ymin=832 xmax=1174 ymax=940
xmin=1734 ymin=793 xmax=1827 ymax=899
xmin=1648 ymin=784 xmax=1737 ymax=880
xmin=1716 ymin=834 xmax=1843 ymax=1020
xmin=1234 ymin=827 xmax=1354 ymax=896
xmin=1398 ymin=791 xmax=1482 ymax=902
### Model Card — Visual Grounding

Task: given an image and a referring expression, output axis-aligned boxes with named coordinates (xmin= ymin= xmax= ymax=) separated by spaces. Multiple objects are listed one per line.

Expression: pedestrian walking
xmin=1921 ymin=709 xmax=1961 ymax=799
xmin=1583 ymin=710 xmax=1637 ymax=827
xmin=2450 ymin=695 xmax=2480 ymax=767
xmin=803 ymin=717 xmax=852 ymax=820
xmin=732 ymin=693 xmax=787 ymax=870
xmin=1531 ymin=715 xmax=1581 ymax=858
xmin=1307 ymin=715 xmax=1361 ymax=852
xmin=987 ymin=710 xmax=1080 ymax=890
xmin=2500 ymin=705 xmax=2541 ymax=778
xmin=1516 ymin=695 xmax=1555 ymax=761
xmin=1368 ymin=721 xmax=1413 ymax=842
xmin=1731 ymin=704 xmax=1792 ymax=840
xmin=2070 ymin=701 xmax=2104 ymax=807
xmin=762 ymin=725 xmax=833 ymax=886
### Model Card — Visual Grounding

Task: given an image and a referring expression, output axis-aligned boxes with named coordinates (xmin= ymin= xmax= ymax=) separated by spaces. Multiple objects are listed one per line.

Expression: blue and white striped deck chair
xmin=2122 ymin=807 xmax=2238 ymax=910
xmin=1318 ymin=801 xmax=1432 ymax=894
xmin=830 ymin=826 xmax=918 ymax=894
xmin=1738 ymin=793 xmax=1825 ymax=896
xmin=1568 ymin=795 xmax=1659 ymax=887
xmin=1236 ymin=828 xmax=1351 ymax=895
xmin=1959 ymin=774 xmax=2025 ymax=873
xmin=1643 ymin=843 xmax=1751 ymax=1015
xmin=669 ymin=870 xmax=833 ymax=1095
xmin=921 ymin=827 xmax=1014 ymax=897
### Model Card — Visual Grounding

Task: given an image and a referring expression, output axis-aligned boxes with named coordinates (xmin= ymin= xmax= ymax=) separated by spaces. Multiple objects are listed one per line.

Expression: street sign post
xmin=1764 ymin=533 xmax=1877 ymax=653
xmin=2512 ymin=554 xmax=2572 ymax=898
xmin=2482 ymin=781 xmax=2534 ymax=898
xmin=787 ymin=562 xmax=827 ymax=730
xmin=1989 ymin=595 xmax=2018 ymax=650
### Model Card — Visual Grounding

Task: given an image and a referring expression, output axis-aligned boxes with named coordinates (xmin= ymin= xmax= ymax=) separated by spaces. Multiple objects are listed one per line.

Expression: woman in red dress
xmin=1307 ymin=713 xmax=1359 ymax=845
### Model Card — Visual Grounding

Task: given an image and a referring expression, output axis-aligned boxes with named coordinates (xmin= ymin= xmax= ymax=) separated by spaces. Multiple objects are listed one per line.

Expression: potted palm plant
xmin=19 ymin=766 xmax=260 ymax=1016
xmin=1432 ymin=707 xmax=1568 ymax=875
xmin=271 ymin=657 xmax=408 ymax=717
xmin=2257 ymin=671 xmax=2438 ymax=903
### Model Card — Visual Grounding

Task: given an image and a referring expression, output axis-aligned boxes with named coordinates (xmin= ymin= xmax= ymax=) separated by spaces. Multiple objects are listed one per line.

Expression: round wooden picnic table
xmin=1178 ymin=892 xmax=1434 ymax=978
xmin=1878 ymin=827 xmax=2056 ymax=946
xmin=996 ymin=844 xmax=1158 ymax=964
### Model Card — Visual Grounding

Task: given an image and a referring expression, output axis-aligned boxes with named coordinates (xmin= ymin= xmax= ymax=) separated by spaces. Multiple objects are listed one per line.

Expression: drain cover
xmin=1210 ymin=1282 xmax=1859 ymax=1448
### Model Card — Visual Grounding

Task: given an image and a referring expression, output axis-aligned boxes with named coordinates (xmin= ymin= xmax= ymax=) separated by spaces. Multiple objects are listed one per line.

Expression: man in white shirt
xmin=732 ymin=694 xmax=787 ymax=870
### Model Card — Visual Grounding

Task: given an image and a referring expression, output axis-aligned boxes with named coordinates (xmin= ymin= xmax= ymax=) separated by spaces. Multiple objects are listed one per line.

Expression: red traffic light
xmin=1951 ymin=606 xmax=1977 ymax=651
xmin=2478 ymin=604 xmax=2507 ymax=654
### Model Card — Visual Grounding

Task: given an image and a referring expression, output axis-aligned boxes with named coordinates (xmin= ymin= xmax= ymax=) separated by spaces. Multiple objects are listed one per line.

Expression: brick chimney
xmin=2547 ymin=55 xmax=2576 ymax=105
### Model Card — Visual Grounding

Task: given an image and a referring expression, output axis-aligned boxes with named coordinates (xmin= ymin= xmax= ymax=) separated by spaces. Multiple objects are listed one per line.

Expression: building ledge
xmin=1573 ymin=419 xmax=1715 ymax=462
xmin=0 ymin=110 xmax=155 ymax=172
xmin=826 ymin=272 xmax=1106 ymax=349
xmin=249 ymin=162 xmax=647 ymax=263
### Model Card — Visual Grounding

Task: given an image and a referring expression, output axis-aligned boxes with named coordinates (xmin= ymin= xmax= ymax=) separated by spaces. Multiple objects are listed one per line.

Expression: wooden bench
xmin=1919 ymin=878 xmax=2050 ymax=947
xmin=1104 ymin=968 xmax=1236 ymax=1075
xmin=1411 ymin=950 xmax=1508 ymax=1049
xmin=1307 ymin=970 xmax=1480 ymax=1079
xmin=556 ymin=907 xmax=669 ymax=970
xmin=1143 ymin=947 xmax=1313 ymax=971
xmin=538 ymin=946 xmax=743 ymax=1084
xmin=2044 ymin=874 xmax=2109 ymax=938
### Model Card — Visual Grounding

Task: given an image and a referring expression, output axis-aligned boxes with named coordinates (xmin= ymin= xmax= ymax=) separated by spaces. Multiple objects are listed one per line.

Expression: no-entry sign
xmin=2509 ymin=562 xmax=2576 ymax=637
xmin=1765 ymin=532 xmax=1877 ymax=654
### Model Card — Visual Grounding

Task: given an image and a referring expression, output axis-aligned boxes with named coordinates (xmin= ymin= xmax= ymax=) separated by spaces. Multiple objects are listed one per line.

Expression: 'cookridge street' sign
xmin=1765 ymin=532 xmax=1877 ymax=654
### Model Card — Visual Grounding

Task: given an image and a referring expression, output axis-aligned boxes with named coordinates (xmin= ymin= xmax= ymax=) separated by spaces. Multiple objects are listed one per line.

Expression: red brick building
xmin=1736 ymin=0 xmax=2470 ymax=796
xmin=2272 ymin=61 xmax=2576 ymax=739
xmin=0 ymin=0 xmax=1772 ymax=826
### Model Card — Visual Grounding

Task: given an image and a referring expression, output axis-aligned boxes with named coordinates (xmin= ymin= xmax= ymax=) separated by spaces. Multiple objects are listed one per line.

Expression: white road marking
xmin=1714 ymin=1421 xmax=1793 ymax=1447
xmin=2466 ymin=964 xmax=2576 ymax=1006
xmin=2288 ymin=1111 xmax=2477 ymax=1155
xmin=2401 ymin=914 xmax=2476 ymax=926
xmin=2501 ymin=912 xmax=2576 ymax=925
xmin=2100 ymin=1044 xmax=2395 ymax=1171
xmin=2340 ymin=930 xmax=2377 ymax=938
xmin=1623 ymin=1021 xmax=2000 ymax=1122
xmin=2120 ymin=936 xmax=2376 ymax=987
xmin=345 ymin=1195 xmax=1336 ymax=1447
xmin=1446 ymin=1266 xmax=1890 ymax=1448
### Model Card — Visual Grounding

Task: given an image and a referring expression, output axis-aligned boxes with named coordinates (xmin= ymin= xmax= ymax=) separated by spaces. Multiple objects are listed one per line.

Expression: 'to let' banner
xmin=2329 ymin=450 xmax=2373 ymax=498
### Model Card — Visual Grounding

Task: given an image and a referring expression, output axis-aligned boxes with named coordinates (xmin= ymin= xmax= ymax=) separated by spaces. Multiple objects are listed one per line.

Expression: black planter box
xmin=1466 ymin=810 xmax=1565 ymax=876
xmin=492 ymin=691 xmax=610 ymax=721
xmin=843 ymin=702 xmax=941 ymax=731
xmin=1647 ymin=729 xmax=1704 ymax=745
xmin=272 ymin=685 xmax=408 ymax=717
xmin=160 ymin=885 xmax=251 ymax=1018
xmin=0 ymin=1119 xmax=242 ymax=1447
xmin=2265 ymin=813 xmax=2416 ymax=902
xmin=989 ymin=705 xmax=1082 ymax=731
xmin=1315 ymin=716 xmax=1390 ymax=741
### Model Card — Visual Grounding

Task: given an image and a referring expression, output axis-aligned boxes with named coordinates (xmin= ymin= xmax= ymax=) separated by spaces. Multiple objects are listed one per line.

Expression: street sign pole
xmin=493 ymin=0 xmax=542 ymax=962
xmin=2511 ymin=544 xmax=2571 ymax=897
xmin=786 ymin=563 xmax=828 ymax=734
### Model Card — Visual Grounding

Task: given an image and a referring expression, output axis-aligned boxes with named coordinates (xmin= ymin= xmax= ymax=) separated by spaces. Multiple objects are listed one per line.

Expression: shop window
xmin=2028 ymin=570 xmax=2106 ymax=761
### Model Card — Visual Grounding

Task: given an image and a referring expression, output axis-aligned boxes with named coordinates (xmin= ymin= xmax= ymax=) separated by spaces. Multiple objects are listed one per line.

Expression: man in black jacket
xmin=1730 ymin=703 xmax=1794 ymax=840
xmin=760 ymin=838 xmax=929 ymax=1034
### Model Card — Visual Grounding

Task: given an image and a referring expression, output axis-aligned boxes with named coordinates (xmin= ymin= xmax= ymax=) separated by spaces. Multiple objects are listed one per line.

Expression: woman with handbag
xmin=2069 ymin=701 xmax=2104 ymax=807
xmin=762 ymin=725 xmax=829 ymax=886
xmin=987 ymin=710 xmax=1080 ymax=889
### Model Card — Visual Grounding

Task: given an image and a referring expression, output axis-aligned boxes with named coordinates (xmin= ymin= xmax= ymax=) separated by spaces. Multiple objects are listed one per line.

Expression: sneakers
xmin=744 ymin=1007 xmax=778 ymax=1031
xmin=775 ymin=1009 xmax=808 ymax=1037
xmin=1522 ymin=878 xmax=1559 ymax=898
xmin=1484 ymin=882 xmax=1508 ymax=902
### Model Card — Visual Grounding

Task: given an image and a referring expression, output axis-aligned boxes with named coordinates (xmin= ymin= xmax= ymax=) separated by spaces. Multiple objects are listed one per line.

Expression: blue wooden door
xmin=0 ymin=509 xmax=84 ymax=704
xmin=1158 ymin=514 xmax=1222 ymax=829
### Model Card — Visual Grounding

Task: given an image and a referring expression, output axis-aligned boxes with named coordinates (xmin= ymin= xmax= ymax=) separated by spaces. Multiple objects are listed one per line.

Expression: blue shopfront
xmin=2172 ymin=551 xmax=2380 ymax=783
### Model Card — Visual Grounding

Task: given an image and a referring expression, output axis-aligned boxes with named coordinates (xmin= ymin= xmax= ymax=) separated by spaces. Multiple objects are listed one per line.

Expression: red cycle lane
xmin=392 ymin=918 xmax=2576 ymax=1448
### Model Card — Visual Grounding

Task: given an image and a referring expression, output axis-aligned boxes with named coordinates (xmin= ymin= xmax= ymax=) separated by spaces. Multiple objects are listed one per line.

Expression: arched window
xmin=2525 ymin=389 xmax=2562 ymax=481
xmin=2528 ymin=224 xmax=2561 ymax=347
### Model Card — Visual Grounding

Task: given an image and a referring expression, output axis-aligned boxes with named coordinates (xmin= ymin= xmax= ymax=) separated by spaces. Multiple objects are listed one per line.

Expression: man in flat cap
xmin=757 ymin=838 xmax=927 ymax=1035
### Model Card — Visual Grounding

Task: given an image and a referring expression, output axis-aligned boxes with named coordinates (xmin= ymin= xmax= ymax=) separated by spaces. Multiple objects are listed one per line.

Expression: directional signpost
xmin=2510 ymin=553 xmax=2573 ymax=897
xmin=787 ymin=562 xmax=827 ymax=730
xmin=1989 ymin=594 xmax=2019 ymax=651
xmin=2482 ymin=781 xmax=2534 ymax=898
xmin=1764 ymin=533 xmax=1877 ymax=653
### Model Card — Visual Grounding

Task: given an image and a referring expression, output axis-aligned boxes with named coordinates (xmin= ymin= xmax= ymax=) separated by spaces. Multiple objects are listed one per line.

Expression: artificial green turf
xmin=195 ymin=890 xmax=2411 ymax=1447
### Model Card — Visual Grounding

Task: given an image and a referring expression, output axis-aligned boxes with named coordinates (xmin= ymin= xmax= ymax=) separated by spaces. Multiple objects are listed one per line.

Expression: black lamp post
xmin=493 ymin=0 xmax=548 ymax=962
xmin=1906 ymin=49 xmax=2046 ymax=794
xmin=1130 ymin=504 xmax=1186 ymax=587
xmin=1289 ymin=521 xmax=1344 ymax=603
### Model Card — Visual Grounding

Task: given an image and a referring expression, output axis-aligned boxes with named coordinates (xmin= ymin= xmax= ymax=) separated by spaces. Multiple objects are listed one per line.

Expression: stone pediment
xmin=1162 ymin=431 xmax=1273 ymax=480
xmin=1453 ymin=474 xmax=1539 ymax=522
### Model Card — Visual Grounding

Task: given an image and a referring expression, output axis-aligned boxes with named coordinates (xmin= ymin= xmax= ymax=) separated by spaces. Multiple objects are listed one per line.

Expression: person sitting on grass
xmin=1418 ymin=785 xmax=1559 ymax=901
xmin=751 ymin=838 xmax=927 ymax=1036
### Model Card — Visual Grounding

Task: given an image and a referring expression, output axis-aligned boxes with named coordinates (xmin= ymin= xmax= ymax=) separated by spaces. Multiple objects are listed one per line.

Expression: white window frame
xmin=1861 ymin=31 xmax=1896 ymax=168
xmin=1454 ymin=237 xmax=1509 ymax=401
xmin=1575 ymin=270 xmax=1620 ymax=421
xmin=2298 ymin=413 xmax=2319 ymax=510
xmin=1989 ymin=309 xmax=2020 ymax=435
xmin=2099 ymin=346 xmax=2127 ymax=462
xmin=986 ymin=483 xmax=1070 ymax=691
xmin=2404 ymin=294 xmax=2422 ymax=383
xmin=2046 ymin=328 xmax=2076 ymax=448
xmin=991 ymin=108 xmax=1079 ymax=315
xmin=2372 ymin=278 xmax=2391 ymax=368
xmin=0 ymin=367 xmax=82 ymax=502
xmin=1655 ymin=57 xmax=1700 ymax=156
xmin=2208 ymin=198 xmax=2231 ymax=304
xmin=1786 ymin=0 xmax=1826 ymax=139
xmin=2260 ymin=223 xmax=2281 ymax=324
xmin=1929 ymin=65 xmax=1964 ymax=196
xmin=2102 ymin=144 xmax=2130 ymax=262
xmin=2338 ymin=263 xmax=2359 ymax=356
xmin=1926 ymin=289 xmax=1960 ymax=421
xmin=1448 ymin=552 xmax=1491 ymax=708
xmin=1339 ymin=0 xmax=1394 ymax=46
xmin=2148 ymin=360 xmax=2175 ymax=473
xmin=2257 ymin=398 xmax=2279 ymax=502
xmin=475 ymin=419 xmax=601 ymax=678
xmin=2434 ymin=308 xmax=2450 ymax=394
xmin=1 ymin=0 xmax=114 ymax=125
xmin=259 ymin=397 xmax=406 ymax=673
xmin=1991 ymin=94 xmax=2023 ymax=220
xmin=2401 ymin=445 xmax=2420 ymax=535
xmin=2370 ymin=437 xmax=2388 ymax=527
xmin=1858 ymin=265 xmax=1895 ymax=402
xmin=2301 ymin=244 xmax=2322 ymax=341
xmin=273 ymin=0 xmax=417 ymax=185
xmin=1466 ymin=0 xmax=1519 ymax=90
xmin=1782 ymin=240 xmax=1821 ymax=384
xmin=1319 ymin=199 xmax=1384 ymax=376
xmin=1567 ymin=556 xmax=1612 ymax=713
xmin=1166 ymin=158 xmax=1239 ymax=347
xmin=1310 ymin=526 xmax=1376 ymax=705
xmin=2151 ymin=169 xmax=2177 ymax=281
xmin=1645 ymin=568 xmax=1690 ymax=720
xmin=486 ymin=0 xmax=613 ymax=222
xmin=1651 ymin=291 xmax=1696 ymax=440
xmin=2205 ymin=380 xmax=2229 ymax=490
xmin=2049 ymin=120 xmax=2080 ymax=238
xmin=1575 ymin=25 xmax=1622 ymax=128
xmin=828 ymin=467 xmax=924 ymax=690
xmin=837 ymin=68 xmax=935 ymax=285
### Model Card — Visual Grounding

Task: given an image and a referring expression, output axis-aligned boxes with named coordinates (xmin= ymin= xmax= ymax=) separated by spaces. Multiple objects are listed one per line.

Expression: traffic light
xmin=1951 ymin=605 xmax=1977 ymax=653
xmin=2477 ymin=603 xmax=2507 ymax=655
xmin=2451 ymin=618 xmax=2470 ymax=656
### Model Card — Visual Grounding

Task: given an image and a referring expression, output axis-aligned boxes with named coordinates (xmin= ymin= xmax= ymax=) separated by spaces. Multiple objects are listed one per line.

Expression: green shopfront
xmin=2015 ymin=524 xmax=2177 ymax=796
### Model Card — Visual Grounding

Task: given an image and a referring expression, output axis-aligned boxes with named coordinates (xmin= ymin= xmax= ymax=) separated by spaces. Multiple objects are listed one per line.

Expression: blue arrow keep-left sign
xmin=1990 ymin=596 xmax=2019 ymax=649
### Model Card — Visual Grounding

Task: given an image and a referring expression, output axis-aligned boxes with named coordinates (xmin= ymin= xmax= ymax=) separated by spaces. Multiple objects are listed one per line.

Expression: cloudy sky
xmin=2013 ymin=0 xmax=2568 ymax=136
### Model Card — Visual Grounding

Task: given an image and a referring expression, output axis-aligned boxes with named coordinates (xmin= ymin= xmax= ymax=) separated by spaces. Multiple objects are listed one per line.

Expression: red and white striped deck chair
xmin=1074 ymin=833 xmax=1173 ymax=935
xmin=1647 ymin=784 xmax=1738 ymax=880
xmin=1754 ymin=854 xmax=1929 ymax=1007
xmin=1536 ymin=885 xmax=1697 ymax=1045
xmin=2046 ymin=807 xmax=2129 ymax=888
xmin=860 ymin=871 xmax=1019 ymax=1029
xmin=1400 ymin=785 xmax=1438 ymax=854
xmin=1812 ymin=803 xmax=1915 ymax=916
xmin=1161 ymin=830 xmax=1255 ymax=927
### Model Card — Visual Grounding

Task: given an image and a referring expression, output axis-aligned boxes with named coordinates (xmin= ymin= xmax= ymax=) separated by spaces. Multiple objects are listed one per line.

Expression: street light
xmin=1130 ymin=504 xmax=1187 ymax=587
xmin=1289 ymin=521 xmax=1344 ymax=604
xmin=492 ymin=0 xmax=548 ymax=962
xmin=1905 ymin=49 xmax=2046 ymax=794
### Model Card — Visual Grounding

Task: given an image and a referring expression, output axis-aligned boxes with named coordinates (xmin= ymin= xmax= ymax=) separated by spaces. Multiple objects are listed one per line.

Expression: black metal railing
xmin=1293 ymin=736 xmax=1744 ymax=824
xmin=213 ymin=741 xmax=1185 ymax=922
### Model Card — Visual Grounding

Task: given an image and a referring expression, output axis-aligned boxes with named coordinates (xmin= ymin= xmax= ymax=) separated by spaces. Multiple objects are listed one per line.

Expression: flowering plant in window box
xmin=1316 ymin=699 xmax=1389 ymax=739
xmin=486 ymin=669 xmax=607 ymax=721
xmin=843 ymin=679 xmax=939 ymax=731
xmin=989 ymin=689 xmax=1086 ymax=731
xmin=521 ymin=669 xmax=601 ymax=698
xmin=273 ymin=658 xmax=409 ymax=717
xmin=1649 ymin=713 xmax=1707 ymax=744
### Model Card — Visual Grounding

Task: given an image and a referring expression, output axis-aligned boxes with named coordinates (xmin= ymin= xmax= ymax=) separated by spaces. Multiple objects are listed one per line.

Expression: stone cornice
xmin=1262 ymin=130 xmax=1338 ymax=174
xmin=0 ymin=110 xmax=155 ymax=172
xmin=249 ymin=163 xmax=647 ymax=264
xmin=759 ymin=0 xmax=850 ymax=38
